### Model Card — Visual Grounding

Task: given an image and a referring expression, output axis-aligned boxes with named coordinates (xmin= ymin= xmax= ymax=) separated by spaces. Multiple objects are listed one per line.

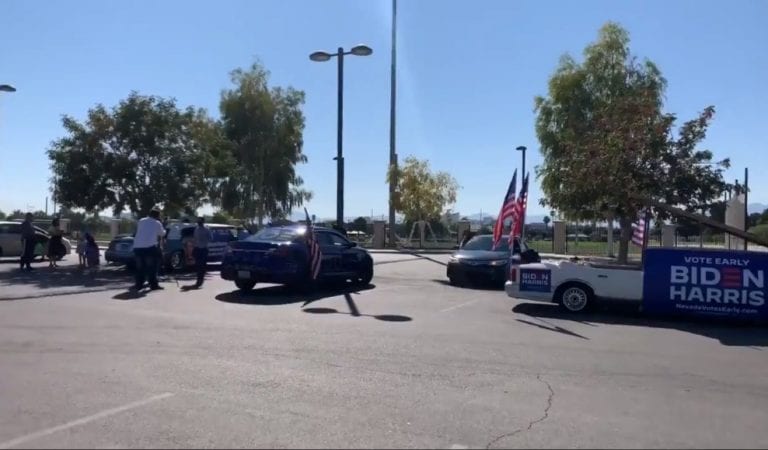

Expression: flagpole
xmin=640 ymin=208 xmax=651 ymax=266
xmin=387 ymin=0 xmax=398 ymax=247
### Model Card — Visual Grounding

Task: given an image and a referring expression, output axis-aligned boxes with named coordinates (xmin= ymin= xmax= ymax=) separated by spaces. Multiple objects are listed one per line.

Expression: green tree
xmin=760 ymin=208 xmax=768 ymax=225
xmin=388 ymin=156 xmax=459 ymax=223
xmin=215 ymin=62 xmax=312 ymax=225
xmin=535 ymin=22 xmax=729 ymax=263
xmin=542 ymin=215 xmax=551 ymax=230
xmin=352 ymin=217 xmax=368 ymax=232
xmin=0 ymin=210 xmax=5 ymax=220
xmin=48 ymin=92 xmax=223 ymax=217
xmin=749 ymin=224 xmax=768 ymax=242
xmin=211 ymin=210 xmax=233 ymax=224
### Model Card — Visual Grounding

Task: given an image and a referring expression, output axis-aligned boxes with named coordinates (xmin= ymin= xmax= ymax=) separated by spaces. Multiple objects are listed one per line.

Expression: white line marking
xmin=0 ymin=392 xmax=174 ymax=449
xmin=450 ymin=445 xmax=469 ymax=449
xmin=440 ymin=299 xmax=479 ymax=313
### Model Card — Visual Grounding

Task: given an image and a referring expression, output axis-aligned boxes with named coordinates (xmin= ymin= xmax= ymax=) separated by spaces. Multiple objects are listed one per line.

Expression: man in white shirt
xmin=132 ymin=209 xmax=166 ymax=290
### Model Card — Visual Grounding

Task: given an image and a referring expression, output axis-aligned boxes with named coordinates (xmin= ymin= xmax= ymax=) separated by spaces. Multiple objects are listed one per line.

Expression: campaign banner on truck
xmin=519 ymin=268 xmax=552 ymax=293
xmin=642 ymin=248 xmax=768 ymax=320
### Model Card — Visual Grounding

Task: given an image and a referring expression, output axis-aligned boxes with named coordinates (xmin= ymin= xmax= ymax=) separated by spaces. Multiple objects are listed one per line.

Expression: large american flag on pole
xmin=510 ymin=173 xmax=529 ymax=240
xmin=304 ymin=208 xmax=322 ymax=279
xmin=492 ymin=170 xmax=517 ymax=250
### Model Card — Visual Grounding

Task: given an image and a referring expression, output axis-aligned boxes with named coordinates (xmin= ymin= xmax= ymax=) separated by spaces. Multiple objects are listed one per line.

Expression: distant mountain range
xmin=749 ymin=203 xmax=767 ymax=214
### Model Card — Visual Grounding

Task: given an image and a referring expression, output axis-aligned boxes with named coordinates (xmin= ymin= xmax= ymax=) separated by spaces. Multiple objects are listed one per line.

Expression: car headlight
xmin=488 ymin=259 xmax=508 ymax=266
xmin=449 ymin=255 xmax=459 ymax=262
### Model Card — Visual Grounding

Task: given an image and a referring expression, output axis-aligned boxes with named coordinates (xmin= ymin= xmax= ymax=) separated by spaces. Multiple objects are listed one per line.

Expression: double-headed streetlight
xmin=309 ymin=44 xmax=373 ymax=228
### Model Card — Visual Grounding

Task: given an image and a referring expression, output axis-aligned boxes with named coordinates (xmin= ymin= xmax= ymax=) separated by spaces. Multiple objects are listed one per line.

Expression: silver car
xmin=0 ymin=221 xmax=72 ymax=259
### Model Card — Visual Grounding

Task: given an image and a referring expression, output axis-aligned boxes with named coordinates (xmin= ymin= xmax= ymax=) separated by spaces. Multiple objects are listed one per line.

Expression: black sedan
xmin=446 ymin=234 xmax=539 ymax=287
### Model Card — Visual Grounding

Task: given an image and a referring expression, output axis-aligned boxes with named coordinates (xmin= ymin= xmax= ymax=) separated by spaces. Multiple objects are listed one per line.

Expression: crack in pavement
xmin=485 ymin=374 xmax=555 ymax=449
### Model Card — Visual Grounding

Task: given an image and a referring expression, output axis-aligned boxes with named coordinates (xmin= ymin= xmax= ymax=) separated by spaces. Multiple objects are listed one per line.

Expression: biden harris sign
xmin=642 ymin=248 xmax=768 ymax=320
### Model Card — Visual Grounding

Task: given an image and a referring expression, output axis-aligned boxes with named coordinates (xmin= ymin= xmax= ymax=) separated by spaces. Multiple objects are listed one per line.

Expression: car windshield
xmin=462 ymin=235 xmax=509 ymax=251
xmin=210 ymin=226 xmax=237 ymax=241
xmin=246 ymin=227 xmax=301 ymax=243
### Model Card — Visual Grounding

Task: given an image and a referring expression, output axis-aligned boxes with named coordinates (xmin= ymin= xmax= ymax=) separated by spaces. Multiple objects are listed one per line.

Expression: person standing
xmin=192 ymin=217 xmax=209 ymax=288
xmin=19 ymin=213 xmax=37 ymax=271
xmin=47 ymin=218 xmax=65 ymax=268
xmin=132 ymin=209 xmax=166 ymax=291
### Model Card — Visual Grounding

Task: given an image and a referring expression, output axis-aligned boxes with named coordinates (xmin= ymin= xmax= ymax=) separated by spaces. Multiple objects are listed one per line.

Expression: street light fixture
xmin=0 ymin=84 xmax=16 ymax=92
xmin=309 ymin=44 xmax=373 ymax=228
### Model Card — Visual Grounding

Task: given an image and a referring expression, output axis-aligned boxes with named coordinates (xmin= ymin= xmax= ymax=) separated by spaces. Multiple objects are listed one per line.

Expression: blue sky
xmin=1 ymin=0 xmax=766 ymax=220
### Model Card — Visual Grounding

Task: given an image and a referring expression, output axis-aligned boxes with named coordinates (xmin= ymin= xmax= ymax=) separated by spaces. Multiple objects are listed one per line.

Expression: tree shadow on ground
xmin=0 ymin=265 xmax=134 ymax=300
xmin=302 ymin=292 xmax=413 ymax=323
xmin=215 ymin=282 xmax=377 ymax=307
xmin=513 ymin=302 xmax=768 ymax=348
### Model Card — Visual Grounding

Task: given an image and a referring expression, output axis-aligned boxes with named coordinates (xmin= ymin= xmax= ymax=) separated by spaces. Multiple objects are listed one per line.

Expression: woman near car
xmin=47 ymin=218 xmax=66 ymax=268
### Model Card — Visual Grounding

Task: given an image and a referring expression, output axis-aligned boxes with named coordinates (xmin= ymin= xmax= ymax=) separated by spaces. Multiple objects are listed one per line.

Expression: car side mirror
xmin=347 ymin=241 xmax=358 ymax=248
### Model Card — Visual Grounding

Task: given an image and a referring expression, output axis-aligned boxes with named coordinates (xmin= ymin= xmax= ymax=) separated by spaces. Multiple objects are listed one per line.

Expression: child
xmin=76 ymin=232 xmax=87 ymax=268
xmin=84 ymin=233 xmax=100 ymax=272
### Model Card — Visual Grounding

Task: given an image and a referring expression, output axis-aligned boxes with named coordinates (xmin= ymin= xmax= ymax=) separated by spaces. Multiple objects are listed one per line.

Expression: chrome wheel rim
xmin=562 ymin=287 xmax=588 ymax=312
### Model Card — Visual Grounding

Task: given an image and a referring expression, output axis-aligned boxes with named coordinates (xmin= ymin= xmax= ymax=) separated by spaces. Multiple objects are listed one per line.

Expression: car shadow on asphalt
xmin=513 ymin=302 xmax=768 ymax=348
xmin=431 ymin=279 xmax=504 ymax=291
xmin=214 ymin=282 xmax=377 ymax=307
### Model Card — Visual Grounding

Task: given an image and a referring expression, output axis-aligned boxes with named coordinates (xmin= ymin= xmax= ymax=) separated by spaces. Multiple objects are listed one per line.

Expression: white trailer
xmin=505 ymin=259 xmax=643 ymax=313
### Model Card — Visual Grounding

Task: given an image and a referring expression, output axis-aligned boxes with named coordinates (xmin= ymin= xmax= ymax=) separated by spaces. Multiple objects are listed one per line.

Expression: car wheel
xmin=448 ymin=276 xmax=462 ymax=287
xmin=556 ymin=283 xmax=594 ymax=313
xmin=169 ymin=251 xmax=185 ymax=271
xmin=235 ymin=280 xmax=256 ymax=292
xmin=356 ymin=262 xmax=374 ymax=286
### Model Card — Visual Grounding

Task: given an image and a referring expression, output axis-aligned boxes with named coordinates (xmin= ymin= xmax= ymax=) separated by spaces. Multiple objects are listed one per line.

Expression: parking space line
xmin=439 ymin=299 xmax=479 ymax=313
xmin=0 ymin=392 xmax=174 ymax=449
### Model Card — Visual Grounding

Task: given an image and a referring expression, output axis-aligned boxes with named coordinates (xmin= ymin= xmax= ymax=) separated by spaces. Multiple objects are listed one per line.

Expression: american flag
xmin=304 ymin=208 xmax=322 ymax=280
xmin=631 ymin=209 xmax=647 ymax=247
xmin=492 ymin=170 xmax=517 ymax=250
xmin=510 ymin=173 xmax=529 ymax=241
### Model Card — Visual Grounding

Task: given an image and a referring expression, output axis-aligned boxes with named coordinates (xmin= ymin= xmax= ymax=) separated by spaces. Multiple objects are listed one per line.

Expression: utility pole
xmin=388 ymin=0 xmax=398 ymax=247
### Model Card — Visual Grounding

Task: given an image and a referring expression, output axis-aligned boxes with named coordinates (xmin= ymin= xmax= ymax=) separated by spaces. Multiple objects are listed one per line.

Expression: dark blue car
xmin=221 ymin=225 xmax=374 ymax=292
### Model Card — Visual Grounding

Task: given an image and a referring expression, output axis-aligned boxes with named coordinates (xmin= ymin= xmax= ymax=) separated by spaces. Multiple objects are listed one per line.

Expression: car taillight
xmin=508 ymin=266 xmax=517 ymax=283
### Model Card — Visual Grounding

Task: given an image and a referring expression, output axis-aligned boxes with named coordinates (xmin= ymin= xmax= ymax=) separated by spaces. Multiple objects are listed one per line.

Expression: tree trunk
xmin=617 ymin=216 xmax=633 ymax=264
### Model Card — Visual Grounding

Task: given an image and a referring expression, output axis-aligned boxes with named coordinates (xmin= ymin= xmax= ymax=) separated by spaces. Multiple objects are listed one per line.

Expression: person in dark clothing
xmin=460 ymin=230 xmax=475 ymax=248
xmin=191 ymin=217 xmax=209 ymax=288
xmin=47 ymin=218 xmax=65 ymax=268
xmin=19 ymin=213 xmax=36 ymax=271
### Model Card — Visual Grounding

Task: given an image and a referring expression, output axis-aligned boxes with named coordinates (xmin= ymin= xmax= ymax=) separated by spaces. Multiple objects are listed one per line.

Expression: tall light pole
xmin=516 ymin=145 xmax=527 ymax=237
xmin=309 ymin=44 xmax=373 ymax=228
xmin=744 ymin=167 xmax=749 ymax=251
xmin=388 ymin=0 xmax=398 ymax=247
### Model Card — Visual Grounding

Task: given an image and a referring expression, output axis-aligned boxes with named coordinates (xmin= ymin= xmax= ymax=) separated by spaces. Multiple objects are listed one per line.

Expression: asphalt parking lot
xmin=1 ymin=252 xmax=767 ymax=449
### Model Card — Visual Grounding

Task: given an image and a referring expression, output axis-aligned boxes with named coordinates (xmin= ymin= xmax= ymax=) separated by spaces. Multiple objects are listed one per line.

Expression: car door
xmin=0 ymin=223 xmax=23 ymax=256
xmin=315 ymin=231 xmax=344 ymax=276
xmin=325 ymin=232 xmax=360 ymax=275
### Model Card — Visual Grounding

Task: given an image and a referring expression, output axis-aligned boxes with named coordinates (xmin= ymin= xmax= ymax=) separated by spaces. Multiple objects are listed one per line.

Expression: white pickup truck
xmin=505 ymin=258 xmax=643 ymax=312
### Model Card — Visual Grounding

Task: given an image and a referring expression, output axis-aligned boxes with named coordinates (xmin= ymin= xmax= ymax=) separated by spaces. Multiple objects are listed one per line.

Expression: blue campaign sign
xmin=642 ymin=248 xmax=768 ymax=321
xmin=520 ymin=268 xmax=552 ymax=293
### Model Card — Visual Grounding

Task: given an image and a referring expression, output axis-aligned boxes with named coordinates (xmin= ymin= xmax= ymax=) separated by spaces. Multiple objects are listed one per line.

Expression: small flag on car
xmin=304 ymin=208 xmax=322 ymax=280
